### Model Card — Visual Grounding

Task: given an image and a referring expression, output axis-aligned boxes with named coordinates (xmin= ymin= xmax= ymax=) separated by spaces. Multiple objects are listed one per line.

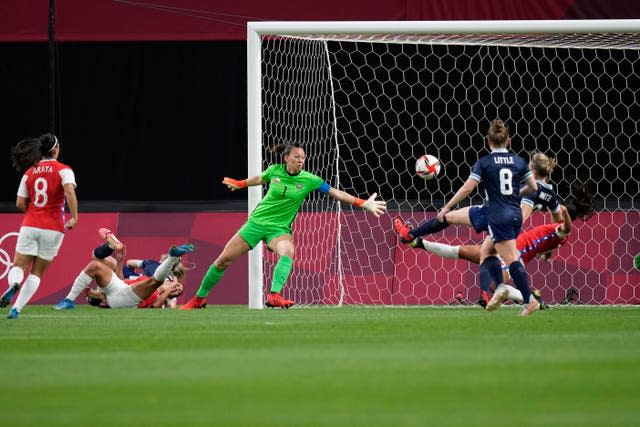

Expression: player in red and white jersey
xmin=1 ymin=134 xmax=79 ymax=319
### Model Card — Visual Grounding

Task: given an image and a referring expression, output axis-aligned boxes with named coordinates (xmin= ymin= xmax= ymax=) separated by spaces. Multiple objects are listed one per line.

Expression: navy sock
xmin=509 ymin=262 xmax=531 ymax=303
xmin=410 ymin=216 xmax=449 ymax=237
xmin=479 ymin=256 xmax=502 ymax=293
xmin=93 ymin=243 xmax=114 ymax=259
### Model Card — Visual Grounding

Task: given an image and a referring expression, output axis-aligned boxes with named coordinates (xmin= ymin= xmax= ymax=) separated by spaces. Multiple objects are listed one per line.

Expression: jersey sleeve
xmin=469 ymin=160 xmax=482 ymax=182
xmin=317 ymin=181 xmax=331 ymax=194
xmin=17 ymin=175 xmax=28 ymax=198
xmin=261 ymin=165 xmax=275 ymax=183
xmin=59 ymin=168 xmax=76 ymax=187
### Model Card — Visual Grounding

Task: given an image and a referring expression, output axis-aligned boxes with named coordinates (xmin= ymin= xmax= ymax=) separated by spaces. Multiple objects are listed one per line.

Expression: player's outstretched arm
xmin=222 ymin=175 xmax=263 ymax=191
xmin=327 ymin=188 xmax=387 ymax=217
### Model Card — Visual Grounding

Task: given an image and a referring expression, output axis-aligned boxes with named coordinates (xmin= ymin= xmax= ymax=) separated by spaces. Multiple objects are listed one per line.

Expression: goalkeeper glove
xmin=222 ymin=177 xmax=247 ymax=191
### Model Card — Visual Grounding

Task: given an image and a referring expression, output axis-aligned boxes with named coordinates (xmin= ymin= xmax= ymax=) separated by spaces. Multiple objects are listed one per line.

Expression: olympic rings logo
xmin=0 ymin=232 xmax=18 ymax=280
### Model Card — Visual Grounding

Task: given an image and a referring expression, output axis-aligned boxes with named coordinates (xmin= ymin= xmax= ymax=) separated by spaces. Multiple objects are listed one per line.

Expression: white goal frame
xmin=246 ymin=19 xmax=640 ymax=309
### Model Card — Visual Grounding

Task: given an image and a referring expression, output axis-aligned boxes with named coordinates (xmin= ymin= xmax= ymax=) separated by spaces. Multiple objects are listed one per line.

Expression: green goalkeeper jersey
xmin=249 ymin=164 xmax=325 ymax=229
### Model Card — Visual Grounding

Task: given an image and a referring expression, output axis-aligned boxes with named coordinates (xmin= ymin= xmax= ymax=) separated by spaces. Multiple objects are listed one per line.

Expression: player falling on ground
xmin=180 ymin=142 xmax=387 ymax=310
xmin=1 ymin=134 xmax=79 ymax=320
xmin=53 ymin=228 xmax=189 ymax=309
xmin=409 ymin=182 xmax=594 ymax=310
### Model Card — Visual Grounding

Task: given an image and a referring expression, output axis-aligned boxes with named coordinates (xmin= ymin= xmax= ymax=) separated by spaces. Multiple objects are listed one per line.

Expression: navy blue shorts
xmin=468 ymin=205 xmax=489 ymax=233
xmin=488 ymin=223 xmax=521 ymax=243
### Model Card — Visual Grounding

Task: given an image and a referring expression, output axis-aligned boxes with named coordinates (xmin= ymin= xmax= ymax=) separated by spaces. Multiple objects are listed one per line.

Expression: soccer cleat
xmin=407 ymin=237 xmax=423 ymax=249
xmin=393 ymin=218 xmax=413 ymax=244
xmin=520 ymin=298 xmax=540 ymax=317
xmin=169 ymin=243 xmax=195 ymax=257
xmin=179 ymin=295 xmax=207 ymax=310
xmin=7 ymin=308 xmax=19 ymax=319
xmin=265 ymin=292 xmax=295 ymax=309
xmin=98 ymin=227 xmax=123 ymax=251
xmin=0 ymin=284 xmax=19 ymax=308
xmin=477 ymin=290 xmax=489 ymax=309
xmin=486 ymin=284 xmax=509 ymax=311
xmin=532 ymin=289 xmax=548 ymax=310
xmin=53 ymin=298 xmax=76 ymax=310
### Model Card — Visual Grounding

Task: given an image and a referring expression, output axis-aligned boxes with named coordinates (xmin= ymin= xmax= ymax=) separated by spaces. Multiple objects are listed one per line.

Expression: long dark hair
xmin=565 ymin=179 xmax=595 ymax=221
xmin=10 ymin=133 xmax=59 ymax=172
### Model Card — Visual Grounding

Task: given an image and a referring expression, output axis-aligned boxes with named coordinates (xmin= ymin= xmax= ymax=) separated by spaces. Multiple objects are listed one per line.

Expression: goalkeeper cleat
xmin=169 ymin=243 xmax=195 ymax=257
xmin=486 ymin=284 xmax=509 ymax=312
xmin=532 ymin=289 xmax=548 ymax=310
xmin=393 ymin=218 xmax=413 ymax=244
xmin=477 ymin=290 xmax=489 ymax=309
xmin=180 ymin=295 xmax=207 ymax=310
xmin=53 ymin=298 xmax=76 ymax=310
xmin=7 ymin=308 xmax=19 ymax=320
xmin=520 ymin=297 xmax=540 ymax=317
xmin=265 ymin=292 xmax=295 ymax=309
xmin=98 ymin=227 xmax=123 ymax=251
xmin=0 ymin=284 xmax=19 ymax=308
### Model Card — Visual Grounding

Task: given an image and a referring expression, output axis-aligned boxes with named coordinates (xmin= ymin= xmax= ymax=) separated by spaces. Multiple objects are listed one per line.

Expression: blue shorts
xmin=488 ymin=223 xmax=521 ymax=243
xmin=468 ymin=205 xmax=488 ymax=233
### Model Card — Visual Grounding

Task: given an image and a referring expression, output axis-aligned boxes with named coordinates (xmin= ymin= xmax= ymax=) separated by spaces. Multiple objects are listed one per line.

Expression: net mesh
xmin=260 ymin=31 xmax=640 ymax=306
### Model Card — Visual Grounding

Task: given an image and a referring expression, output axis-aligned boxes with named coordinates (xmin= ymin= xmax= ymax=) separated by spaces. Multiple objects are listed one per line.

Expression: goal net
xmin=247 ymin=20 xmax=640 ymax=308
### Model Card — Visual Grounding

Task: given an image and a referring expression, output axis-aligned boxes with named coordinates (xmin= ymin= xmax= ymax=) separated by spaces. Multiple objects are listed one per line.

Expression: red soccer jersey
xmin=125 ymin=275 xmax=160 ymax=308
xmin=18 ymin=159 xmax=76 ymax=232
xmin=517 ymin=222 xmax=569 ymax=264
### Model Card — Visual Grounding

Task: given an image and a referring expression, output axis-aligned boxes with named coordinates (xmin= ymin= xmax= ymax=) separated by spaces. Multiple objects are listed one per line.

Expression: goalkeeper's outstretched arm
xmin=222 ymin=175 xmax=263 ymax=191
xmin=327 ymin=188 xmax=387 ymax=217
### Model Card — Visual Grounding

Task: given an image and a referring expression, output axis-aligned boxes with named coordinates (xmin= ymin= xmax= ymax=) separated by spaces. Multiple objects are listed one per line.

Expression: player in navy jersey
xmin=408 ymin=183 xmax=594 ymax=308
xmin=1 ymin=134 xmax=78 ymax=319
xmin=437 ymin=119 xmax=539 ymax=316
xmin=394 ymin=152 xmax=562 ymax=245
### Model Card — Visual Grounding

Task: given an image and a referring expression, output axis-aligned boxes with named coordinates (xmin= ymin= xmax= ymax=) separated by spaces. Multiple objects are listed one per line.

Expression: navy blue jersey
xmin=470 ymin=148 xmax=533 ymax=224
xmin=122 ymin=259 xmax=160 ymax=279
xmin=521 ymin=180 xmax=561 ymax=216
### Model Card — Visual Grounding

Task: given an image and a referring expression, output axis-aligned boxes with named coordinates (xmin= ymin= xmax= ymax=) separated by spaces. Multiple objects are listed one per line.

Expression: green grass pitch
xmin=1 ymin=305 xmax=639 ymax=427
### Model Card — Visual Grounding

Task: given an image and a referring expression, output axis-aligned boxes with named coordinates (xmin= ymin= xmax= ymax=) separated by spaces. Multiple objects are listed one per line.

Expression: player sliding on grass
xmin=181 ymin=142 xmax=387 ymax=310
xmin=53 ymin=229 xmax=189 ymax=309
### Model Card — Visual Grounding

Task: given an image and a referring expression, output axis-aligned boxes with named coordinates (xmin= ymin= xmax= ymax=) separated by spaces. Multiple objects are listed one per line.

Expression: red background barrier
xmin=2 ymin=0 xmax=639 ymax=42
xmin=1 ymin=211 xmax=638 ymax=305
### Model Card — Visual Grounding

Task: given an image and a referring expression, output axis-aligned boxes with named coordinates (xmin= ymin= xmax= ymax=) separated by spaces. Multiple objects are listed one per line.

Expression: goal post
xmin=247 ymin=20 xmax=640 ymax=308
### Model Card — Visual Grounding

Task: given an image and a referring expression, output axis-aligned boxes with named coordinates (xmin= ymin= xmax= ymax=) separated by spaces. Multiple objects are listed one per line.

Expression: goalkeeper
xmin=181 ymin=142 xmax=387 ymax=309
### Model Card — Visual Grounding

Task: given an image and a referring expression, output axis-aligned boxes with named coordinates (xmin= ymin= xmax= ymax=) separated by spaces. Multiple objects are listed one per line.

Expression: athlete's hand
xmin=437 ymin=207 xmax=449 ymax=223
xmin=361 ymin=192 xmax=387 ymax=218
xmin=222 ymin=177 xmax=247 ymax=191
xmin=65 ymin=218 xmax=77 ymax=230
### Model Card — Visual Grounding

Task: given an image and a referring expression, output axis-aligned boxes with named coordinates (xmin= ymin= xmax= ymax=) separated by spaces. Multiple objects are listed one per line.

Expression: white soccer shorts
xmin=101 ymin=273 xmax=142 ymax=308
xmin=15 ymin=226 xmax=64 ymax=261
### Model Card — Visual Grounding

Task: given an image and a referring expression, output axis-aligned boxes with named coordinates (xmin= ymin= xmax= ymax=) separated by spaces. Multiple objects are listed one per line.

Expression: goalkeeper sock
xmin=196 ymin=264 xmax=225 ymax=298
xmin=270 ymin=256 xmax=293 ymax=293
xmin=421 ymin=240 xmax=459 ymax=259
xmin=410 ymin=216 xmax=449 ymax=237
xmin=93 ymin=243 xmax=114 ymax=259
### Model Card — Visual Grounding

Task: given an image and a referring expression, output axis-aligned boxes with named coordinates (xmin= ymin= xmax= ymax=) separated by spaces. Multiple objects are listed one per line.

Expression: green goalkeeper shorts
xmin=238 ymin=220 xmax=291 ymax=249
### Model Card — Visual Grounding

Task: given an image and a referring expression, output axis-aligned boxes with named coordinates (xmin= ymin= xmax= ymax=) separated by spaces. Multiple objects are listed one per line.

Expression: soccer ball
xmin=415 ymin=154 xmax=441 ymax=180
